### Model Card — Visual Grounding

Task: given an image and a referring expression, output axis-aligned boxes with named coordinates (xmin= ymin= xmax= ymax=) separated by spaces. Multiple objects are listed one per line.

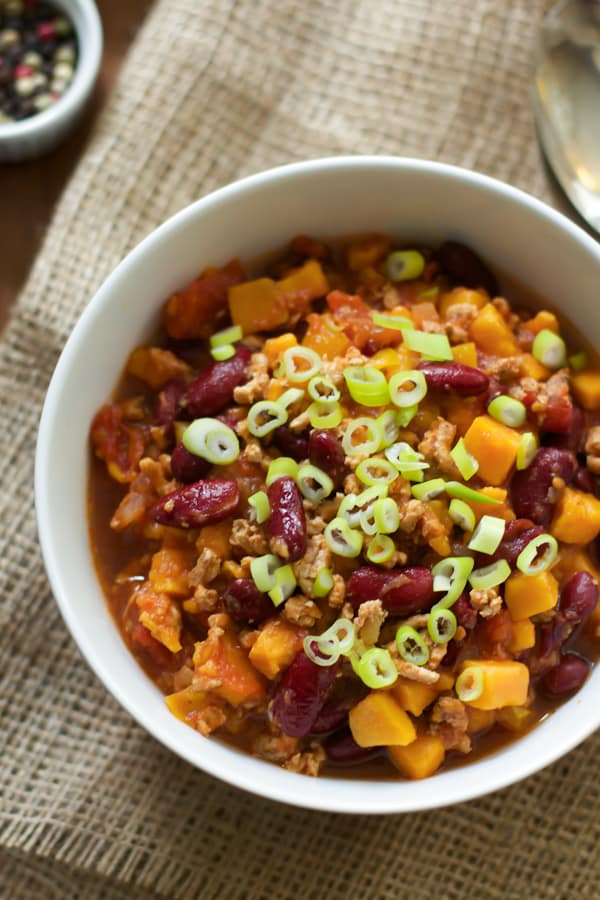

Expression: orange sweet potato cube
xmin=166 ymin=686 xmax=208 ymax=722
xmin=392 ymin=678 xmax=438 ymax=716
xmin=551 ymin=487 xmax=600 ymax=544
xmin=228 ymin=277 xmax=289 ymax=333
xmin=451 ymin=341 xmax=478 ymax=368
xmin=149 ymin=547 xmax=193 ymax=597
xmin=349 ymin=691 xmax=416 ymax=748
xmin=507 ymin=618 xmax=536 ymax=653
xmin=388 ymin=734 xmax=445 ymax=779
xmin=463 ymin=415 xmax=521 ymax=485
xmin=248 ymin=618 xmax=305 ymax=679
xmin=461 ymin=659 xmax=529 ymax=710
xmin=504 ymin=571 xmax=559 ymax=620
xmin=470 ymin=303 xmax=519 ymax=356
xmin=467 ymin=707 xmax=496 ymax=733
xmin=571 ymin=370 xmax=600 ymax=411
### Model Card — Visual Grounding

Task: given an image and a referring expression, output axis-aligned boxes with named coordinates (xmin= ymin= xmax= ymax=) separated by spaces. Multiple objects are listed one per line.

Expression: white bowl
xmin=36 ymin=157 xmax=600 ymax=813
xmin=0 ymin=0 xmax=102 ymax=161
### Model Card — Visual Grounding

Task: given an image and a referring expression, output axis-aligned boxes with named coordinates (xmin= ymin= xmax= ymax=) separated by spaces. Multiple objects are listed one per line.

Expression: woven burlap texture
xmin=1 ymin=0 xmax=598 ymax=897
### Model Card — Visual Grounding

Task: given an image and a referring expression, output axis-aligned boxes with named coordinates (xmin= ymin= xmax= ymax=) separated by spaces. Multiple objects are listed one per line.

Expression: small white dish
xmin=0 ymin=0 xmax=102 ymax=161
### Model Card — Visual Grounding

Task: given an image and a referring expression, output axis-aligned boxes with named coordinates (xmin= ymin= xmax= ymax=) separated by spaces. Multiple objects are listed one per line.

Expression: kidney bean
xmin=273 ymin=425 xmax=310 ymax=462
xmin=539 ymin=396 xmax=577 ymax=438
xmin=310 ymin=698 xmax=350 ymax=734
xmin=559 ymin=571 xmax=598 ymax=624
xmin=347 ymin=566 xmax=435 ymax=616
xmin=155 ymin=379 xmax=186 ymax=430
xmin=541 ymin=653 xmax=590 ymax=697
xmin=510 ymin=447 xmax=576 ymax=527
xmin=270 ymin=651 xmax=340 ymax=737
xmin=180 ymin=345 xmax=251 ymax=417
xmin=476 ymin=518 xmax=544 ymax=569
xmin=266 ymin=476 xmax=307 ymax=562
xmin=323 ymin=727 xmax=383 ymax=765
xmin=437 ymin=240 xmax=498 ymax=296
xmin=170 ymin=441 xmax=210 ymax=483
xmin=539 ymin=619 xmax=568 ymax=661
xmin=440 ymin=638 xmax=463 ymax=668
xmin=308 ymin=429 xmax=346 ymax=488
xmin=223 ymin=579 xmax=273 ymax=625
xmin=453 ymin=593 xmax=477 ymax=630
xmin=572 ymin=466 xmax=595 ymax=494
xmin=151 ymin=478 xmax=239 ymax=528
xmin=417 ymin=362 xmax=489 ymax=396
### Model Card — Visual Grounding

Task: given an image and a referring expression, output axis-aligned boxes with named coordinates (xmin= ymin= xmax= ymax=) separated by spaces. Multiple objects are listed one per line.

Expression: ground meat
xmin=292 ymin=533 xmax=332 ymax=594
xmin=398 ymin=613 xmax=448 ymax=669
xmin=253 ymin=732 xmax=299 ymax=764
xmin=470 ymin=586 xmax=503 ymax=618
xmin=482 ymin=354 xmax=523 ymax=381
xmin=192 ymin=615 xmax=229 ymax=691
xmin=283 ymin=595 xmax=321 ymax=628
xmin=385 ymin=642 xmax=441 ymax=684
xmin=418 ymin=417 xmax=460 ymax=477
xmin=397 ymin=497 xmax=447 ymax=547
xmin=353 ymin=599 xmax=387 ymax=646
xmin=233 ymin=352 xmax=270 ymax=404
xmin=230 ymin=518 xmax=269 ymax=555
xmin=443 ymin=303 xmax=479 ymax=344
xmin=585 ymin=425 xmax=600 ymax=475
xmin=188 ymin=547 xmax=220 ymax=588
xmin=284 ymin=743 xmax=326 ymax=776
xmin=306 ymin=515 xmax=327 ymax=536
xmin=139 ymin=454 xmax=174 ymax=496
xmin=343 ymin=472 xmax=361 ymax=493
xmin=430 ymin=696 xmax=471 ymax=753
xmin=364 ymin=537 xmax=407 ymax=568
xmin=329 ymin=575 xmax=346 ymax=609
xmin=183 ymin=584 xmax=219 ymax=615
xmin=289 ymin=408 xmax=311 ymax=431
xmin=186 ymin=701 xmax=227 ymax=736
xmin=242 ymin=438 xmax=270 ymax=468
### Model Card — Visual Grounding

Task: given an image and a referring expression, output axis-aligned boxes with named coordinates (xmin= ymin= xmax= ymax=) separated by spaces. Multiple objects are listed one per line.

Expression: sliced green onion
xmin=303 ymin=635 xmax=340 ymax=667
xmin=469 ymin=559 xmax=511 ymax=591
xmin=324 ymin=517 xmax=364 ymax=558
xmin=372 ymin=497 xmax=400 ymax=534
xmin=377 ymin=409 xmax=400 ymax=448
xmin=488 ymin=395 xmax=526 ymax=428
xmin=532 ymin=328 xmax=567 ymax=369
xmin=307 ymin=401 xmax=342 ymax=429
xmin=321 ymin=618 xmax=356 ymax=655
xmin=432 ymin=556 xmax=474 ymax=608
xmin=342 ymin=417 xmax=383 ymax=457
xmin=312 ymin=567 xmax=334 ymax=598
xmin=338 ymin=486 xmax=387 ymax=528
xmin=211 ymin=343 xmax=236 ymax=361
xmin=569 ymin=350 xmax=588 ymax=371
xmin=282 ymin=346 xmax=322 ymax=383
xmin=366 ymin=533 xmax=395 ymax=564
xmin=428 ymin=608 xmax=457 ymax=644
xmin=210 ymin=324 xmax=243 ymax=348
xmin=250 ymin=554 xmax=281 ymax=592
xmin=268 ymin=563 xmax=297 ymax=607
xmin=468 ymin=515 xmax=506 ymax=555
xmin=371 ymin=311 xmax=414 ymax=331
xmin=247 ymin=400 xmax=287 ymax=437
xmin=266 ymin=457 xmax=299 ymax=486
xmin=445 ymin=481 xmax=502 ymax=505
xmin=448 ymin=498 xmax=476 ymax=532
xmin=385 ymin=441 xmax=427 ymax=472
xmin=248 ymin=490 xmax=270 ymax=524
xmin=343 ymin=366 xmax=390 ymax=407
xmin=355 ymin=457 xmax=399 ymax=487
xmin=411 ymin=477 xmax=446 ymax=501
xmin=516 ymin=533 xmax=558 ymax=575
xmin=278 ymin=387 xmax=305 ymax=409
xmin=395 ymin=404 xmax=419 ymax=427
xmin=402 ymin=329 xmax=453 ymax=362
xmin=355 ymin=647 xmax=398 ymax=689
xmin=450 ymin=438 xmax=479 ymax=481
xmin=395 ymin=625 xmax=430 ymax=666
xmin=183 ymin=417 xmax=240 ymax=464
xmin=388 ymin=370 xmax=428 ymax=408
xmin=456 ymin=666 xmax=484 ymax=702
xmin=385 ymin=249 xmax=426 ymax=282
xmin=516 ymin=432 xmax=538 ymax=471
xmin=307 ymin=375 xmax=340 ymax=404
xmin=297 ymin=463 xmax=334 ymax=503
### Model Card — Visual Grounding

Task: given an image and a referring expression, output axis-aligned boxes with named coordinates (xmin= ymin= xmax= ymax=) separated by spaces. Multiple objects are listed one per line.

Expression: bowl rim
xmin=0 ymin=0 xmax=102 ymax=141
xmin=35 ymin=155 xmax=600 ymax=814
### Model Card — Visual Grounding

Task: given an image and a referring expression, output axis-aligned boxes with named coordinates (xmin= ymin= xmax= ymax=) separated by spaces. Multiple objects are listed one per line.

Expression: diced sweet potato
xmin=411 ymin=301 xmax=439 ymax=328
xmin=470 ymin=303 xmax=518 ymax=356
xmin=553 ymin=547 xmax=600 ymax=583
xmin=196 ymin=521 xmax=232 ymax=560
xmin=248 ymin=618 xmax=305 ymax=679
xmin=551 ymin=487 xmax=600 ymax=543
xmin=263 ymin=333 xmax=297 ymax=366
xmin=193 ymin=630 xmax=266 ymax=706
xmin=451 ymin=341 xmax=478 ymax=367
xmin=436 ymin=671 xmax=456 ymax=692
xmin=571 ymin=370 xmax=600 ymax=411
xmin=302 ymin=313 xmax=351 ymax=359
xmin=467 ymin=707 xmax=495 ymax=733
xmin=523 ymin=310 xmax=559 ymax=335
xmin=127 ymin=347 xmax=191 ymax=391
xmin=228 ymin=277 xmax=289 ymax=333
xmin=463 ymin=415 xmax=521 ymax=485
xmin=519 ymin=352 xmax=551 ymax=381
xmin=507 ymin=618 xmax=536 ymax=653
xmin=504 ymin=571 xmax=559 ymax=620
xmin=439 ymin=287 xmax=488 ymax=318
xmin=277 ymin=260 xmax=330 ymax=316
xmin=496 ymin=706 xmax=537 ymax=732
xmin=166 ymin=686 xmax=208 ymax=721
xmin=461 ymin=659 xmax=529 ymax=710
xmin=349 ymin=691 xmax=416 ymax=748
xmin=392 ymin=678 xmax=438 ymax=716
xmin=346 ymin=234 xmax=390 ymax=271
xmin=149 ymin=547 xmax=194 ymax=597
xmin=463 ymin=486 xmax=514 ymax=523
xmin=369 ymin=348 xmax=402 ymax=370
xmin=388 ymin=734 xmax=445 ymax=779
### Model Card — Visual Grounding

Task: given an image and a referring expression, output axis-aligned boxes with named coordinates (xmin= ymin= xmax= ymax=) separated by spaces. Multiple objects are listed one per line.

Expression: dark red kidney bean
xmin=180 ymin=345 xmax=251 ymax=417
xmin=223 ymin=579 xmax=273 ymax=625
xmin=155 ymin=379 xmax=186 ymax=430
xmin=541 ymin=653 xmax=590 ymax=697
xmin=417 ymin=362 xmax=489 ymax=396
xmin=476 ymin=518 xmax=544 ymax=569
xmin=152 ymin=478 xmax=239 ymax=528
xmin=266 ymin=476 xmax=307 ymax=562
xmin=539 ymin=618 xmax=569 ymax=660
xmin=538 ymin=399 xmax=579 ymax=443
xmin=170 ymin=441 xmax=210 ymax=483
xmin=437 ymin=241 xmax=498 ymax=296
xmin=347 ymin=566 xmax=435 ymax=616
xmin=310 ymin=697 xmax=350 ymax=734
xmin=453 ymin=593 xmax=477 ymax=631
xmin=270 ymin=651 xmax=340 ymax=737
xmin=559 ymin=571 xmax=598 ymax=624
xmin=273 ymin=425 xmax=310 ymax=462
xmin=572 ymin=466 xmax=595 ymax=494
xmin=323 ymin=727 xmax=383 ymax=765
xmin=308 ymin=429 xmax=346 ymax=488
xmin=511 ymin=447 xmax=576 ymax=527
xmin=440 ymin=638 xmax=463 ymax=668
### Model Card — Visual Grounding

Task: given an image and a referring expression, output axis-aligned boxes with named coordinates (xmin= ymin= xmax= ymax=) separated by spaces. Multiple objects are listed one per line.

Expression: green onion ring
xmin=532 ymin=328 xmax=567 ymax=369
xmin=515 ymin=533 xmax=558 ymax=575
xmin=372 ymin=497 xmax=400 ymax=534
xmin=268 ymin=563 xmax=297 ymax=607
xmin=411 ymin=477 xmax=447 ymax=501
xmin=516 ymin=432 xmax=538 ymax=471
xmin=377 ymin=409 xmax=400 ymax=448
xmin=282 ymin=346 xmax=322 ymax=383
xmin=448 ymin=498 xmax=476 ymax=532
xmin=388 ymin=369 xmax=428 ymax=408
xmin=355 ymin=456 xmax=399 ymax=487
xmin=342 ymin=417 xmax=383 ymax=457
xmin=432 ymin=556 xmax=475 ymax=608
xmin=307 ymin=374 xmax=340 ymax=404
xmin=385 ymin=249 xmax=425 ymax=282
xmin=182 ymin=417 xmax=240 ymax=465
xmin=355 ymin=647 xmax=398 ymax=688
xmin=468 ymin=559 xmax=512 ymax=591
xmin=297 ymin=463 xmax=334 ymax=503
xmin=266 ymin=457 xmax=299 ymax=486
xmin=312 ymin=567 xmax=335 ymax=598
xmin=445 ymin=481 xmax=502 ymax=505
xmin=428 ymin=607 xmax=457 ymax=644
xmin=211 ymin=343 xmax=236 ymax=361
xmin=248 ymin=490 xmax=270 ymax=524
xmin=210 ymin=324 xmax=243 ymax=348
xmin=487 ymin=395 xmax=526 ymax=428
xmin=250 ymin=554 xmax=281 ymax=592
xmin=468 ymin=515 xmax=506 ymax=555
xmin=343 ymin=366 xmax=390 ymax=407
xmin=247 ymin=400 xmax=288 ymax=437
xmin=324 ymin=517 xmax=364 ymax=558
xmin=308 ymin=401 xmax=342 ymax=429
xmin=456 ymin=666 xmax=484 ymax=702
xmin=366 ymin=533 xmax=395 ymax=564
xmin=395 ymin=625 xmax=430 ymax=666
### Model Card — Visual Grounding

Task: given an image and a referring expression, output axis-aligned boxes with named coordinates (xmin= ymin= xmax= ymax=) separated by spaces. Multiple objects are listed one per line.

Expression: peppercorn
xmin=0 ymin=0 xmax=78 ymax=124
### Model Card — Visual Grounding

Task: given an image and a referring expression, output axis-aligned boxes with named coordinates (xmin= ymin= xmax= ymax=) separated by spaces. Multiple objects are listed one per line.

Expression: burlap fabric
xmin=1 ymin=0 xmax=598 ymax=896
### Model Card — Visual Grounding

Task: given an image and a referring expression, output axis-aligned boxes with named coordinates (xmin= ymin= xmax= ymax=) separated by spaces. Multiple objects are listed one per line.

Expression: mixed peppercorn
xmin=89 ymin=234 xmax=600 ymax=779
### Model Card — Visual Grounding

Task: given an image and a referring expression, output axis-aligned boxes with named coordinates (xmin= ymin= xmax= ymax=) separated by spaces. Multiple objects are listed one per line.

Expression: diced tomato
xmin=90 ymin=404 xmax=145 ymax=483
xmin=165 ymin=258 xmax=245 ymax=340
xmin=325 ymin=290 xmax=403 ymax=350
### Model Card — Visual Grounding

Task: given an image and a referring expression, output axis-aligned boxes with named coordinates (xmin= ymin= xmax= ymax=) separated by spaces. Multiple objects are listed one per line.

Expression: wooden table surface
xmin=0 ymin=0 xmax=152 ymax=334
